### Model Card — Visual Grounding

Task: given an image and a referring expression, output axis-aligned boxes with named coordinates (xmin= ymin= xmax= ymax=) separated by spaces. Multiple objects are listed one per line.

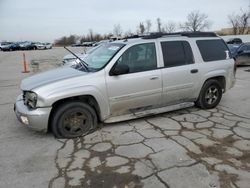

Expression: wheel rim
xmin=205 ymin=86 xmax=218 ymax=105
xmin=61 ymin=110 xmax=91 ymax=136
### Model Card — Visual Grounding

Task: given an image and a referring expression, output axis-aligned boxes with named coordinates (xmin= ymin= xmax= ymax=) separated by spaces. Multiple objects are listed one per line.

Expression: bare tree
xmin=145 ymin=19 xmax=152 ymax=33
xmin=67 ymin=35 xmax=76 ymax=44
xmin=156 ymin=18 xmax=162 ymax=32
xmin=164 ymin=21 xmax=176 ymax=33
xmin=113 ymin=24 xmax=122 ymax=37
xmin=88 ymin=29 xmax=94 ymax=41
xmin=228 ymin=13 xmax=240 ymax=35
xmin=239 ymin=10 xmax=250 ymax=34
xmin=137 ymin=22 xmax=146 ymax=34
xmin=180 ymin=10 xmax=210 ymax=32
xmin=228 ymin=6 xmax=250 ymax=35
xmin=54 ymin=35 xmax=77 ymax=46
xmin=124 ymin=30 xmax=133 ymax=37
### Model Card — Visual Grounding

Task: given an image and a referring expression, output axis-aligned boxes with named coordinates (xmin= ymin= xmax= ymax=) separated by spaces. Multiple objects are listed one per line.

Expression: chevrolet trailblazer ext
xmin=14 ymin=32 xmax=236 ymax=138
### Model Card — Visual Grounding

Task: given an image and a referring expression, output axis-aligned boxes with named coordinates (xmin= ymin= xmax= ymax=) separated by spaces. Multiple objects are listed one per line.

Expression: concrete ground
xmin=0 ymin=48 xmax=249 ymax=188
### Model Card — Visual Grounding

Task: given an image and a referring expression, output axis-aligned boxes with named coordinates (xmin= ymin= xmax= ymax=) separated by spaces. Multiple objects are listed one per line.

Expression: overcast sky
xmin=0 ymin=0 xmax=249 ymax=42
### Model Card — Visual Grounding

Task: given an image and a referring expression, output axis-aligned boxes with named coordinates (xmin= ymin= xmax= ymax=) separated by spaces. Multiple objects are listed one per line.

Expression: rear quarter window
xmin=196 ymin=39 xmax=230 ymax=62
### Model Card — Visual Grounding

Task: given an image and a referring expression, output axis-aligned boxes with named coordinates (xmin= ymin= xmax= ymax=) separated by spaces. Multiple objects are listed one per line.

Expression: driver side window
xmin=116 ymin=43 xmax=157 ymax=73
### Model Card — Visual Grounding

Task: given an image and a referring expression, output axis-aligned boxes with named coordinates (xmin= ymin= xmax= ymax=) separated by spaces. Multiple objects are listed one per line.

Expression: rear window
xmin=161 ymin=41 xmax=194 ymax=68
xmin=196 ymin=39 xmax=230 ymax=62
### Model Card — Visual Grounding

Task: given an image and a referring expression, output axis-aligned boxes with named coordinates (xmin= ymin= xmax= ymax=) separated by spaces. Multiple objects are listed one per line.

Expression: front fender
xmin=36 ymin=85 xmax=110 ymax=120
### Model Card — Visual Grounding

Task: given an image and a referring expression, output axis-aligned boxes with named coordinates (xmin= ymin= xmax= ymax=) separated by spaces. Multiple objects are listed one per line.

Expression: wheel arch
xmin=203 ymin=76 xmax=226 ymax=91
xmin=195 ymin=74 xmax=226 ymax=101
xmin=48 ymin=95 xmax=101 ymax=132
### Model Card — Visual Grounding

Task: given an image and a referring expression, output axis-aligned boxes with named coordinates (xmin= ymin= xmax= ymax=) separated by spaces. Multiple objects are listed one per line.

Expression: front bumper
xmin=14 ymin=95 xmax=52 ymax=132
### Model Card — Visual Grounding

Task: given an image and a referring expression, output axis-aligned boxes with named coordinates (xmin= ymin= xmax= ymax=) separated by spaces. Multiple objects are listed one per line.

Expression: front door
xmin=106 ymin=42 xmax=162 ymax=116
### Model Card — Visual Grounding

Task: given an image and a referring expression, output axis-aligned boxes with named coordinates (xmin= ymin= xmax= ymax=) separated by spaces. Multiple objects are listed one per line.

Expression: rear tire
xmin=51 ymin=101 xmax=97 ymax=138
xmin=195 ymin=79 xmax=223 ymax=109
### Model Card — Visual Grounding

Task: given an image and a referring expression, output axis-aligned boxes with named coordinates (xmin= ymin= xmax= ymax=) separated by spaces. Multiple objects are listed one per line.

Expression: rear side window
xmin=196 ymin=39 xmax=229 ymax=62
xmin=161 ymin=41 xmax=194 ymax=68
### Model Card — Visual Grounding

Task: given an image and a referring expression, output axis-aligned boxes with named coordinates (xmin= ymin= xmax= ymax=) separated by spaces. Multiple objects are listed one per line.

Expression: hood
xmin=21 ymin=67 xmax=85 ymax=91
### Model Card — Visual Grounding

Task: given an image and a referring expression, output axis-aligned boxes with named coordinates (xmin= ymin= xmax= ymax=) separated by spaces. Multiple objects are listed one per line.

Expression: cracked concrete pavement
xmin=0 ymin=48 xmax=250 ymax=188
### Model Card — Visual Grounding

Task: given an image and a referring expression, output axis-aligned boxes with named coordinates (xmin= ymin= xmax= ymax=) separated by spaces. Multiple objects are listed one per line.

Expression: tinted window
xmin=196 ymin=39 xmax=229 ymax=62
xmin=116 ymin=43 xmax=157 ymax=73
xmin=161 ymin=41 xmax=194 ymax=67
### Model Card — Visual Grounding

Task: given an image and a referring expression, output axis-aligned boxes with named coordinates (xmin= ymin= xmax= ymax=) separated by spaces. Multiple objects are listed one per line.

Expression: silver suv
xmin=14 ymin=32 xmax=236 ymax=138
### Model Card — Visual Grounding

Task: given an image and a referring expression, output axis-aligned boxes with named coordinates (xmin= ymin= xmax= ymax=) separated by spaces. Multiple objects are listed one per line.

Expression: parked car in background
xmin=63 ymin=53 xmax=86 ymax=65
xmin=35 ymin=42 xmax=52 ymax=49
xmin=19 ymin=42 xmax=37 ymax=50
xmin=14 ymin=32 xmax=236 ymax=138
xmin=0 ymin=42 xmax=12 ymax=51
xmin=227 ymin=44 xmax=241 ymax=57
xmin=63 ymin=45 xmax=102 ymax=66
xmin=71 ymin=43 xmax=83 ymax=47
xmin=226 ymin=38 xmax=243 ymax=44
xmin=35 ymin=42 xmax=46 ymax=50
xmin=0 ymin=42 xmax=20 ymax=51
xmin=233 ymin=43 xmax=250 ymax=65
xmin=93 ymin=39 xmax=110 ymax=47
xmin=0 ymin=42 xmax=8 ymax=50
xmin=1 ymin=41 xmax=52 ymax=51
xmin=82 ymin=42 xmax=95 ymax=47
xmin=44 ymin=43 xmax=52 ymax=49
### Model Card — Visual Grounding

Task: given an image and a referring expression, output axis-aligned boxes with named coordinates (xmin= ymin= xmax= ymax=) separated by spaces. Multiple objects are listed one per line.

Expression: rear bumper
xmin=14 ymin=95 xmax=52 ymax=132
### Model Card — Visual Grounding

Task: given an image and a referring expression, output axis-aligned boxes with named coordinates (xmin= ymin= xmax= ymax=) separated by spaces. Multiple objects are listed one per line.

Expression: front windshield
xmin=83 ymin=43 xmax=124 ymax=70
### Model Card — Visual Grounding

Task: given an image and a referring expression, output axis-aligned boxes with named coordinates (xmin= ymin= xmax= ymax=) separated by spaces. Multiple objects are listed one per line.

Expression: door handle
xmin=190 ymin=69 xmax=198 ymax=74
xmin=150 ymin=76 xmax=159 ymax=80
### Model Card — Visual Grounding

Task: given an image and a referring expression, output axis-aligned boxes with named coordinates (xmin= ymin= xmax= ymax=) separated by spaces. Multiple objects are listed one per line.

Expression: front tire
xmin=51 ymin=101 xmax=97 ymax=138
xmin=195 ymin=79 xmax=223 ymax=109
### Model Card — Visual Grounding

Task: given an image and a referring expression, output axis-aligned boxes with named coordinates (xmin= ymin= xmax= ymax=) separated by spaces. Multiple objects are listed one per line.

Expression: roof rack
xmin=142 ymin=32 xmax=217 ymax=39
xmin=123 ymin=35 xmax=141 ymax=39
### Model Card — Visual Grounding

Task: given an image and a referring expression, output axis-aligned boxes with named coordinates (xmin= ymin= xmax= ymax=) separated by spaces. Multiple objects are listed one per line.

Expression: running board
xmin=104 ymin=102 xmax=194 ymax=123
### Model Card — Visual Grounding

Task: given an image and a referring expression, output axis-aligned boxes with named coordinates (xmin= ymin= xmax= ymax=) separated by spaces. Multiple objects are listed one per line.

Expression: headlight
xmin=23 ymin=91 xmax=37 ymax=109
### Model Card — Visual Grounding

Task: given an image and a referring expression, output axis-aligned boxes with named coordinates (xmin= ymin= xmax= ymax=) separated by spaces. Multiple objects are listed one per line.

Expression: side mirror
xmin=110 ymin=64 xmax=129 ymax=76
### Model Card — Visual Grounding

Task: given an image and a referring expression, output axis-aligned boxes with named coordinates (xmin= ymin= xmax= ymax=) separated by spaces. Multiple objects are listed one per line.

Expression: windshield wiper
xmin=64 ymin=46 xmax=89 ymax=71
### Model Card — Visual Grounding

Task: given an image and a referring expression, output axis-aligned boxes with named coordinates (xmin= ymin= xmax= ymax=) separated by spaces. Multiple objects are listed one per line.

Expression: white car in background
xmin=35 ymin=42 xmax=52 ymax=50
xmin=44 ymin=43 xmax=52 ymax=49
xmin=35 ymin=42 xmax=46 ymax=50
xmin=62 ymin=45 xmax=103 ymax=66
xmin=93 ymin=39 xmax=110 ymax=47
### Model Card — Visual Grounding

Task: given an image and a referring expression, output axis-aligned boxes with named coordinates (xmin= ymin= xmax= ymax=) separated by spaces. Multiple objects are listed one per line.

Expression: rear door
xmin=159 ymin=40 xmax=200 ymax=105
